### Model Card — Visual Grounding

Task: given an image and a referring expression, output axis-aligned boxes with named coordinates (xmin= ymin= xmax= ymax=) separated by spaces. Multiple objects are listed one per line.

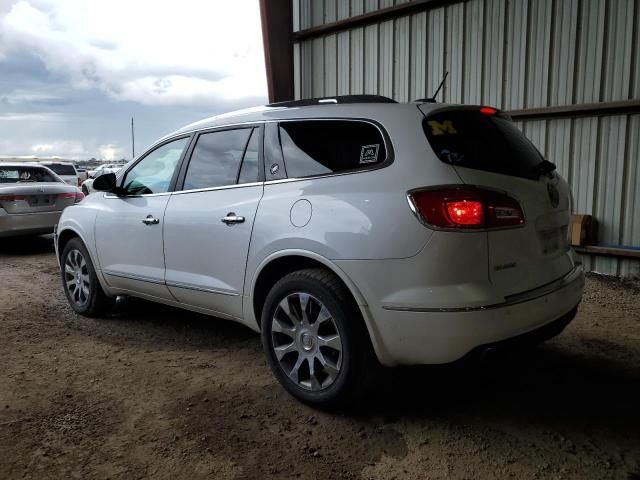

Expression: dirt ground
xmin=1 ymin=235 xmax=639 ymax=480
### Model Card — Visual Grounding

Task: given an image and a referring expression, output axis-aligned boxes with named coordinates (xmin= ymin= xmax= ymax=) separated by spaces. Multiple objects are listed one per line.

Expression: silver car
xmin=55 ymin=97 xmax=583 ymax=408
xmin=0 ymin=163 xmax=84 ymax=238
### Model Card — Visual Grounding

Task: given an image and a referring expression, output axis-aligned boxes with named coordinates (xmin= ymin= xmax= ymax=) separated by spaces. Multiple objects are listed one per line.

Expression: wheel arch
xmin=57 ymin=227 xmax=84 ymax=260
xmin=248 ymin=250 xmax=390 ymax=364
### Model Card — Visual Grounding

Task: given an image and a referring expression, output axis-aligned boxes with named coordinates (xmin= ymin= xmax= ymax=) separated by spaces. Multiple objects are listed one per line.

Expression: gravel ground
xmin=1 ymin=235 xmax=639 ymax=479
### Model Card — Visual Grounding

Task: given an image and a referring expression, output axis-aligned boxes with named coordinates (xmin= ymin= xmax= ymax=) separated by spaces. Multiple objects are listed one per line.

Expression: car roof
xmin=1 ymin=162 xmax=55 ymax=168
xmin=167 ymin=97 xmax=442 ymax=140
xmin=39 ymin=161 xmax=75 ymax=166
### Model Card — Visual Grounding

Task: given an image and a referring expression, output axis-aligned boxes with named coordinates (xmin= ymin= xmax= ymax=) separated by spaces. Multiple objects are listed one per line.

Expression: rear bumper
xmin=359 ymin=264 xmax=585 ymax=366
xmin=0 ymin=210 xmax=62 ymax=238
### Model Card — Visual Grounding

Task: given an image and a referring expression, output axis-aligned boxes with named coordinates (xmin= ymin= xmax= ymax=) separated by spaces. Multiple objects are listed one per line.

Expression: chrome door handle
xmin=141 ymin=215 xmax=160 ymax=225
xmin=221 ymin=212 xmax=245 ymax=225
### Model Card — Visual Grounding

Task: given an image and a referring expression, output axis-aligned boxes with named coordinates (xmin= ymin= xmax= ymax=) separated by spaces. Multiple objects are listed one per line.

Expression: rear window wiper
xmin=534 ymin=160 xmax=556 ymax=177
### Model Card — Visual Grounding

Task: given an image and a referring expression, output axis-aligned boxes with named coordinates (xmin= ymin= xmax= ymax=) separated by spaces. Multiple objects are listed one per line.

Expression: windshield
xmin=46 ymin=164 xmax=76 ymax=175
xmin=0 ymin=166 xmax=61 ymax=183
xmin=423 ymin=109 xmax=545 ymax=180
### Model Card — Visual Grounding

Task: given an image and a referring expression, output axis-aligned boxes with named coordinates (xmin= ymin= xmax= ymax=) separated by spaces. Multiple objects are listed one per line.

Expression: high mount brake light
xmin=479 ymin=106 xmax=497 ymax=115
xmin=408 ymin=187 xmax=525 ymax=230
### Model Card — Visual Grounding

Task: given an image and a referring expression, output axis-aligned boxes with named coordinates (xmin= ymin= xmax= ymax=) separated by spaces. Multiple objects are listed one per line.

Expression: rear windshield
xmin=0 ymin=166 xmax=60 ymax=183
xmin=423 ymin=110 xmax=544 ymax=180
xmin=46 ymin=164 xmax=76 ymax=175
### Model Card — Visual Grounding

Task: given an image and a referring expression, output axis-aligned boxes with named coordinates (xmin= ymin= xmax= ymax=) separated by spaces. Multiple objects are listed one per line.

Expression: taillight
xmin=58 ymin=192 xmax=85 ymax=203
xmin=408 ymin=186 xmax=525 ymax=230
xmin=0 ymin=194 xmax=26 ymax=202
xmin=77 ymin=177 xmax=82 ymax=186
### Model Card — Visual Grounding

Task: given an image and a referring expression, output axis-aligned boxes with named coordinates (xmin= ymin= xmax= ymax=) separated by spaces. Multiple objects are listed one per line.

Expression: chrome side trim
xmin=165 ymin=281 xmax=238 ymax=296
xmin=4 ymin=210 xmax=64 ymax=216
xmin=382 ymin=263 xmax=584 ymax=313
xmin=102 ymin=270 xmax=165 ymax=285
xmin=102 ymin=271 xmax=240 ymax=297
xmin=171 ymin=181 xmax=263 ymax=196
xmin=104 ymin=192 xmax=172 ymax=199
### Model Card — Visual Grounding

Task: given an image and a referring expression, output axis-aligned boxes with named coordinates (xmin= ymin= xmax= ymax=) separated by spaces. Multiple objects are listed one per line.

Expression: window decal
xmin=360 ymin=144 xmax=379 ymax=164
xmin=427 ymin=120 xmax=458 ymax=136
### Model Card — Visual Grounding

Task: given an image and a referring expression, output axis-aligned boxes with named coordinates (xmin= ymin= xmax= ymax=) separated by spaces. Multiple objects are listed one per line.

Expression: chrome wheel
xmin=64 ymin=249 xmax=90 ymax=306
xmin=271 ymin=292 xmax=343 ymax=391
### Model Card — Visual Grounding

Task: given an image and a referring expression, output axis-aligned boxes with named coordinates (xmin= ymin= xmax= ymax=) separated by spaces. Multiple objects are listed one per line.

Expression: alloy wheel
xmin=64 ymin=249 xmax=90 ymax=306
xmin=271 ymin=292 xmax=343 ymax=391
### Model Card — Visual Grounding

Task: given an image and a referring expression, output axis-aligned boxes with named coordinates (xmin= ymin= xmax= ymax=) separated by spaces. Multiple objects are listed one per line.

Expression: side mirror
xmin=92 ymin=172 xmax=117 ymax=192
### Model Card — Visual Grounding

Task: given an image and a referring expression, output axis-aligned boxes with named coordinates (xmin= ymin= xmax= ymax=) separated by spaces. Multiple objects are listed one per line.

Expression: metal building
xmin=260 ymin=0 xmax=640 ymax=276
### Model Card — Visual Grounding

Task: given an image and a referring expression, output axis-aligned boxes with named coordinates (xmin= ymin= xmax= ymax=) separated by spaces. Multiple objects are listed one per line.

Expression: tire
xmin=61 ymin=237 xmax=114 ymax=317
xmin=260 ymin=268 xmax=377 ymax=409
xmin=81 ymin=186 xmax=89 ymax=196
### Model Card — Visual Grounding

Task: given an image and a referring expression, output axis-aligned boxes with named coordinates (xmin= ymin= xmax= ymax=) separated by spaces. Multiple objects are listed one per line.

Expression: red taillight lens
xmin=446 ymin=201 xmax=484 ymax=225
xmin=58 ymin=192 xmax=85 ymax=203
xmin=0 ymin=194 xmax=25 ymax=202
xmin=77 ymin=177 xmax=82 ymax=186
xmin=409 ymin=187 xmax=524 ymax=230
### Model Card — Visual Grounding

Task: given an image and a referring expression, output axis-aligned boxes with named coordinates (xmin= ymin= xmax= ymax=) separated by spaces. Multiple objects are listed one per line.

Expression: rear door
xmin=95 ymin=136 xmax=190 ymax=300
xmin=163 ymin=126 xmax=263 ymax=319
xmin=421 ymin=106 xmax=574 ymax=296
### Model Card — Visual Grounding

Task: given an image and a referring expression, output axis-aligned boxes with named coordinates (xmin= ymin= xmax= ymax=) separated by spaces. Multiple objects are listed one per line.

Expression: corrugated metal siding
xmin=292 ymin=0 xmax=640 ymax=277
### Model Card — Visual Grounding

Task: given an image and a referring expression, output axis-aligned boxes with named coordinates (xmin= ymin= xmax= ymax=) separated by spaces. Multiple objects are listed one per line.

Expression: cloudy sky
xmin=0 ymin=0 xmax=267 ymax=160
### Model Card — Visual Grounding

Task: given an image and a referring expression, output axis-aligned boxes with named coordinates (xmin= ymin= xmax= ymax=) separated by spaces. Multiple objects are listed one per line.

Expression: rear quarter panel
xmin=244 ymin=105 xmax=462 ymax=294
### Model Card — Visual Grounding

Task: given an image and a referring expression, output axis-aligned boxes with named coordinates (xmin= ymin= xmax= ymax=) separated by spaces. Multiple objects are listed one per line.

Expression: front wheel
xmin=261 ymin=268 xmax=377 ymax=409
xmin=61 ymin=237 xmax=113 ymax=317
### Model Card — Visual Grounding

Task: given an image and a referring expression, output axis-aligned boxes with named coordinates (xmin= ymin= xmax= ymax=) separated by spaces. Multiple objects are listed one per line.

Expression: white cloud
xmin=30 ymin=140 xmax=87 ymax=156
xmin=0 ymin=0 xmax=267 ymax=106
xmin=0 ymin=89 xmax=61 ymax=104
xmin=98 ymin=144 xmax=123 ymax=161
xmin=0 ymin=111 xmax=63 ymax=121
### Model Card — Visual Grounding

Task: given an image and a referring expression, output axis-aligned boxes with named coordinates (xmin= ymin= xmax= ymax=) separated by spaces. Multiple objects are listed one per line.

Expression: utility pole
xmin=131 ymin=117 xmax=135 ymax=160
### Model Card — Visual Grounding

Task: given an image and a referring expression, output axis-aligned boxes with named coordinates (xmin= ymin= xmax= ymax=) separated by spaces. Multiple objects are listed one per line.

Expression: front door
xmin=163 ymin=126 xmax=263 ymax=319
xmin=96 ymin=136 xmax=190 ymax=300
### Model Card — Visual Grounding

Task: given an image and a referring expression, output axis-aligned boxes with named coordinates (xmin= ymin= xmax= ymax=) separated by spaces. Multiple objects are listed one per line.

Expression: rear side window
xmin=183 ymin=128 xmax=253 ymax=190
xmin=46 ymin=164 xmax=76 ymax=176
xmin=423 ymin=110 xmax=544 ymax=180
xmin=279 ymin=120 xmax=387 ymax=178
xmin=0 ymin=166 xmax=59 ymax=183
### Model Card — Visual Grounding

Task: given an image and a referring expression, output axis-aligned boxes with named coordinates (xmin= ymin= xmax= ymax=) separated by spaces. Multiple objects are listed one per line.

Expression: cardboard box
xmin=571 ymin=214 xmax=596 ymax=246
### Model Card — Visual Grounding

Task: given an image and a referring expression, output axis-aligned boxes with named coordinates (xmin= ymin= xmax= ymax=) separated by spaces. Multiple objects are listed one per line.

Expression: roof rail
xmin=267 ymin=95 xmax=397 ymax=108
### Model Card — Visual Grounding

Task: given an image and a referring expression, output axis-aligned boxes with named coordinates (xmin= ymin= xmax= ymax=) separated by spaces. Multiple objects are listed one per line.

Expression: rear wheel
xmin=261 ymin=268 xmax=376 ymax=409
xmin=61 ymin=237 xmax=113 ymax=317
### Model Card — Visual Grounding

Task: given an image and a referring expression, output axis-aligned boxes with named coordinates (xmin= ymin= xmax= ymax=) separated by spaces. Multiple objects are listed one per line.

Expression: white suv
xmin=55 ymin=96 xmax=584 ymax=408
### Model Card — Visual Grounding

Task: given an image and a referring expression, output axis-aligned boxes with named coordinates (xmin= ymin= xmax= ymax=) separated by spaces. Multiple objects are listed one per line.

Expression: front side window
xmin=279 ymin=120 xmax=388 ymax=178
xmin=123 ymin=137 xmax=189 ymax=195
xmin=183 ymin=128 xmax=254 ymax=190
xmin=238 ymin=128 xmax=260 ymax=184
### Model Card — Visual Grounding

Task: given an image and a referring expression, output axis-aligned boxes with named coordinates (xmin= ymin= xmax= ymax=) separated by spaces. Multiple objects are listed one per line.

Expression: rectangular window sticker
xmin=360 ymin=144 xmax=379 ymax=164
